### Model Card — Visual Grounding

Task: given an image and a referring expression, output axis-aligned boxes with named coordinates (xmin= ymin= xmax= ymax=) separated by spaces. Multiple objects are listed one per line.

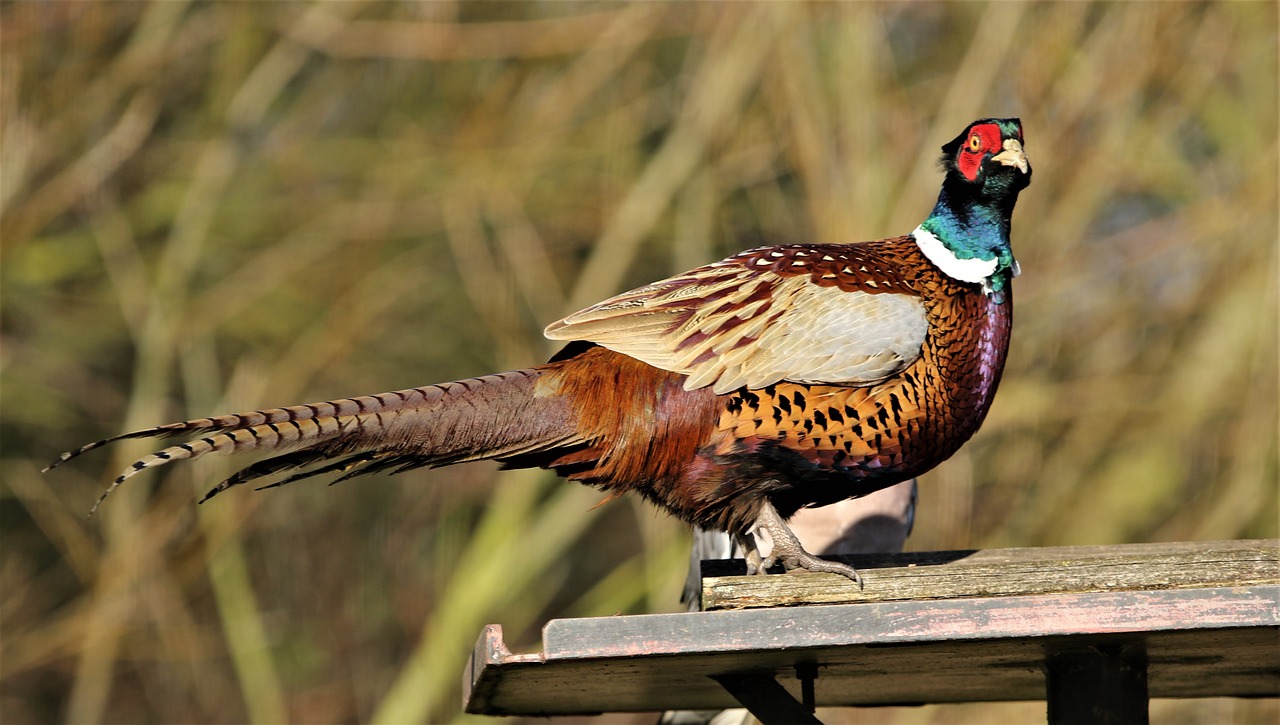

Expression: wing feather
xmin=545 ymin=247 xmax=929 ymax=394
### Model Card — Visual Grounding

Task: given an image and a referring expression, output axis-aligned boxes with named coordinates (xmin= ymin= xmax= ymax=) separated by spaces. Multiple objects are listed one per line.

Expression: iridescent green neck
xmin=919 ymin=183 xmax=1017 ymax=294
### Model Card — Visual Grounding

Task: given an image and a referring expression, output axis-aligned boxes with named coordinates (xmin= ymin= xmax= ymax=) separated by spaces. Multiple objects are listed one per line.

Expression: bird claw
xmin=770 ymin=550 xmax=864 ymax=588
xmin=751 ymin=499 xmax=864 ymax=587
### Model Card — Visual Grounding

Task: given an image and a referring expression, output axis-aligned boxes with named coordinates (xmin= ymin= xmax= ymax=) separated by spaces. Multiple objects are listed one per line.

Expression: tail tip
xmin=86 ymin=469 xmax=137 ymax=516
xmin=87 ymin=493 xmax=109 ymax=518
xmin=42 ymin=451 xmax=74 ymax=473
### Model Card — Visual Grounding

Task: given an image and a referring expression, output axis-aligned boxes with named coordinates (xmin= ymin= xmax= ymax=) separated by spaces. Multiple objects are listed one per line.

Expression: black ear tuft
xmin=938 ymin=126 xmax=968 ymax=172
xmin=940 ymin=127 xmax=967 ymax=157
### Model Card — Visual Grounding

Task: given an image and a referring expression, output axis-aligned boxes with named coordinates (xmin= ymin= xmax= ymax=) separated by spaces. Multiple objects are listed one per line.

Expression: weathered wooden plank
xmin=701 ymin=539 xmax=1278 ymax=611
xmin=465 ymin=626 xmax=1278 ymax=715
xmin=541 ymin=586 xmax=1276 ymax=658
xmin=464 ymin=584 xmax=1279 ymax=715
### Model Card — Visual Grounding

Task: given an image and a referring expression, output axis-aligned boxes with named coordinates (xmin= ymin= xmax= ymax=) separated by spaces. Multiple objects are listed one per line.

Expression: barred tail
xmin=49 ymin=369 xmax=580 ymax=515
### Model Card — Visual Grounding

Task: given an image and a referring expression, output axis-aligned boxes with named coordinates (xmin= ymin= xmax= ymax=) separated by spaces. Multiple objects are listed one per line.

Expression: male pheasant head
xmin=941 ymin=118 xmax=1031 ymax=200
xmin=916 ymin=118 xmax=1031 ymax=296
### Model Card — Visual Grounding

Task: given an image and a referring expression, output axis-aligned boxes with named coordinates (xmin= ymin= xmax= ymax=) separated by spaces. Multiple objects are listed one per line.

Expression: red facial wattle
xmin=956 ymin=123 xmax=1003 ymax=181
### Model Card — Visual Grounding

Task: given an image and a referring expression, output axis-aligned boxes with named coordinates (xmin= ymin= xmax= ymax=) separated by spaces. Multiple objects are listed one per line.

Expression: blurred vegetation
xmin=1 ymin=1 xmax=1275 ymax=723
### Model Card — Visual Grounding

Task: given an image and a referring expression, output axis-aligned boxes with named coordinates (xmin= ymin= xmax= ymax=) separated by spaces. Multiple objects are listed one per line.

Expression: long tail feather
xmin=43 ymin=399 xmax=385 ymax=472
xmin=249 ymin=454 xmax=384 ymax=495
xmin=63 ymin=369 xmax=582 ymax=514
xmin=199 ymin=448 xmax=348 ymax=502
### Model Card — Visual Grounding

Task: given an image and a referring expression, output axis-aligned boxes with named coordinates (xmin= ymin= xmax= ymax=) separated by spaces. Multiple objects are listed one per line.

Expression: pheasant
xmin=48 ymin=118 xmax=1030 ymax=585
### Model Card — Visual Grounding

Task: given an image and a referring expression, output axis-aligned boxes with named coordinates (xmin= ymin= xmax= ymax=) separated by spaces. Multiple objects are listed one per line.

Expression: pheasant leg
xmin=754 ymin=499 xmax=864 ymax=587
xmin=734 ymin=532 xmax=766 ymax=575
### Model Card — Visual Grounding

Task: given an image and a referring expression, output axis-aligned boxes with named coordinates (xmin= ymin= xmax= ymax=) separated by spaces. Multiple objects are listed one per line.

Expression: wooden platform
xmin=464 ymin=540 xmax=1279 ymax=721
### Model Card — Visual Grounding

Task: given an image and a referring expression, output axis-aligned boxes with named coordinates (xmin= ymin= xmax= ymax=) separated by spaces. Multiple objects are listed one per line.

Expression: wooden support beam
xmin=710 ymin=672 xmax=822 ymax=725
xmin=1046 ymin=644 xmax=1149 ymax=725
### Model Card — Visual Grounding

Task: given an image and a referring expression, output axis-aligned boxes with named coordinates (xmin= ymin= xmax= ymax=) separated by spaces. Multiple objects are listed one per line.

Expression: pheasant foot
xmin=753 ymin=499 xmax=864 ymax=587
xmin=734 ymin=532 xmax=765 ymax=575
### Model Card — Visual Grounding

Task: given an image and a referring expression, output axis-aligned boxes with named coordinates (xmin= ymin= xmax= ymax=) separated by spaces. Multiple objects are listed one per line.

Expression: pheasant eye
xmin=967 ymin=134 xmax=982 ymax=152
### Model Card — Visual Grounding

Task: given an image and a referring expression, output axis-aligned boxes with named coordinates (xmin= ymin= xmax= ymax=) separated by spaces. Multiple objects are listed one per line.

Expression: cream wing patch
xmin=545 ymin=258 xmax=929 ymax=394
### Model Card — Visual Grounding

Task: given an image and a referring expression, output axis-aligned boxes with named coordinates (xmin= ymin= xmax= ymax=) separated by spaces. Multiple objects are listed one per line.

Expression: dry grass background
xmin=1 ymin=2 xmax=1276 ymax=723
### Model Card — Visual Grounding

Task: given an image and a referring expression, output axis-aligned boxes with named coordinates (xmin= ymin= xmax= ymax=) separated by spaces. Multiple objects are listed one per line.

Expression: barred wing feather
xmin=545 ymin=252 xmax=929 ymax=395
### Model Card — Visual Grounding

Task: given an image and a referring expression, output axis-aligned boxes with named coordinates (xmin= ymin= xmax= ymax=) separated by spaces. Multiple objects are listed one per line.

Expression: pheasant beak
xmin=991 ymin=138 xmax=1029 ymax=174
